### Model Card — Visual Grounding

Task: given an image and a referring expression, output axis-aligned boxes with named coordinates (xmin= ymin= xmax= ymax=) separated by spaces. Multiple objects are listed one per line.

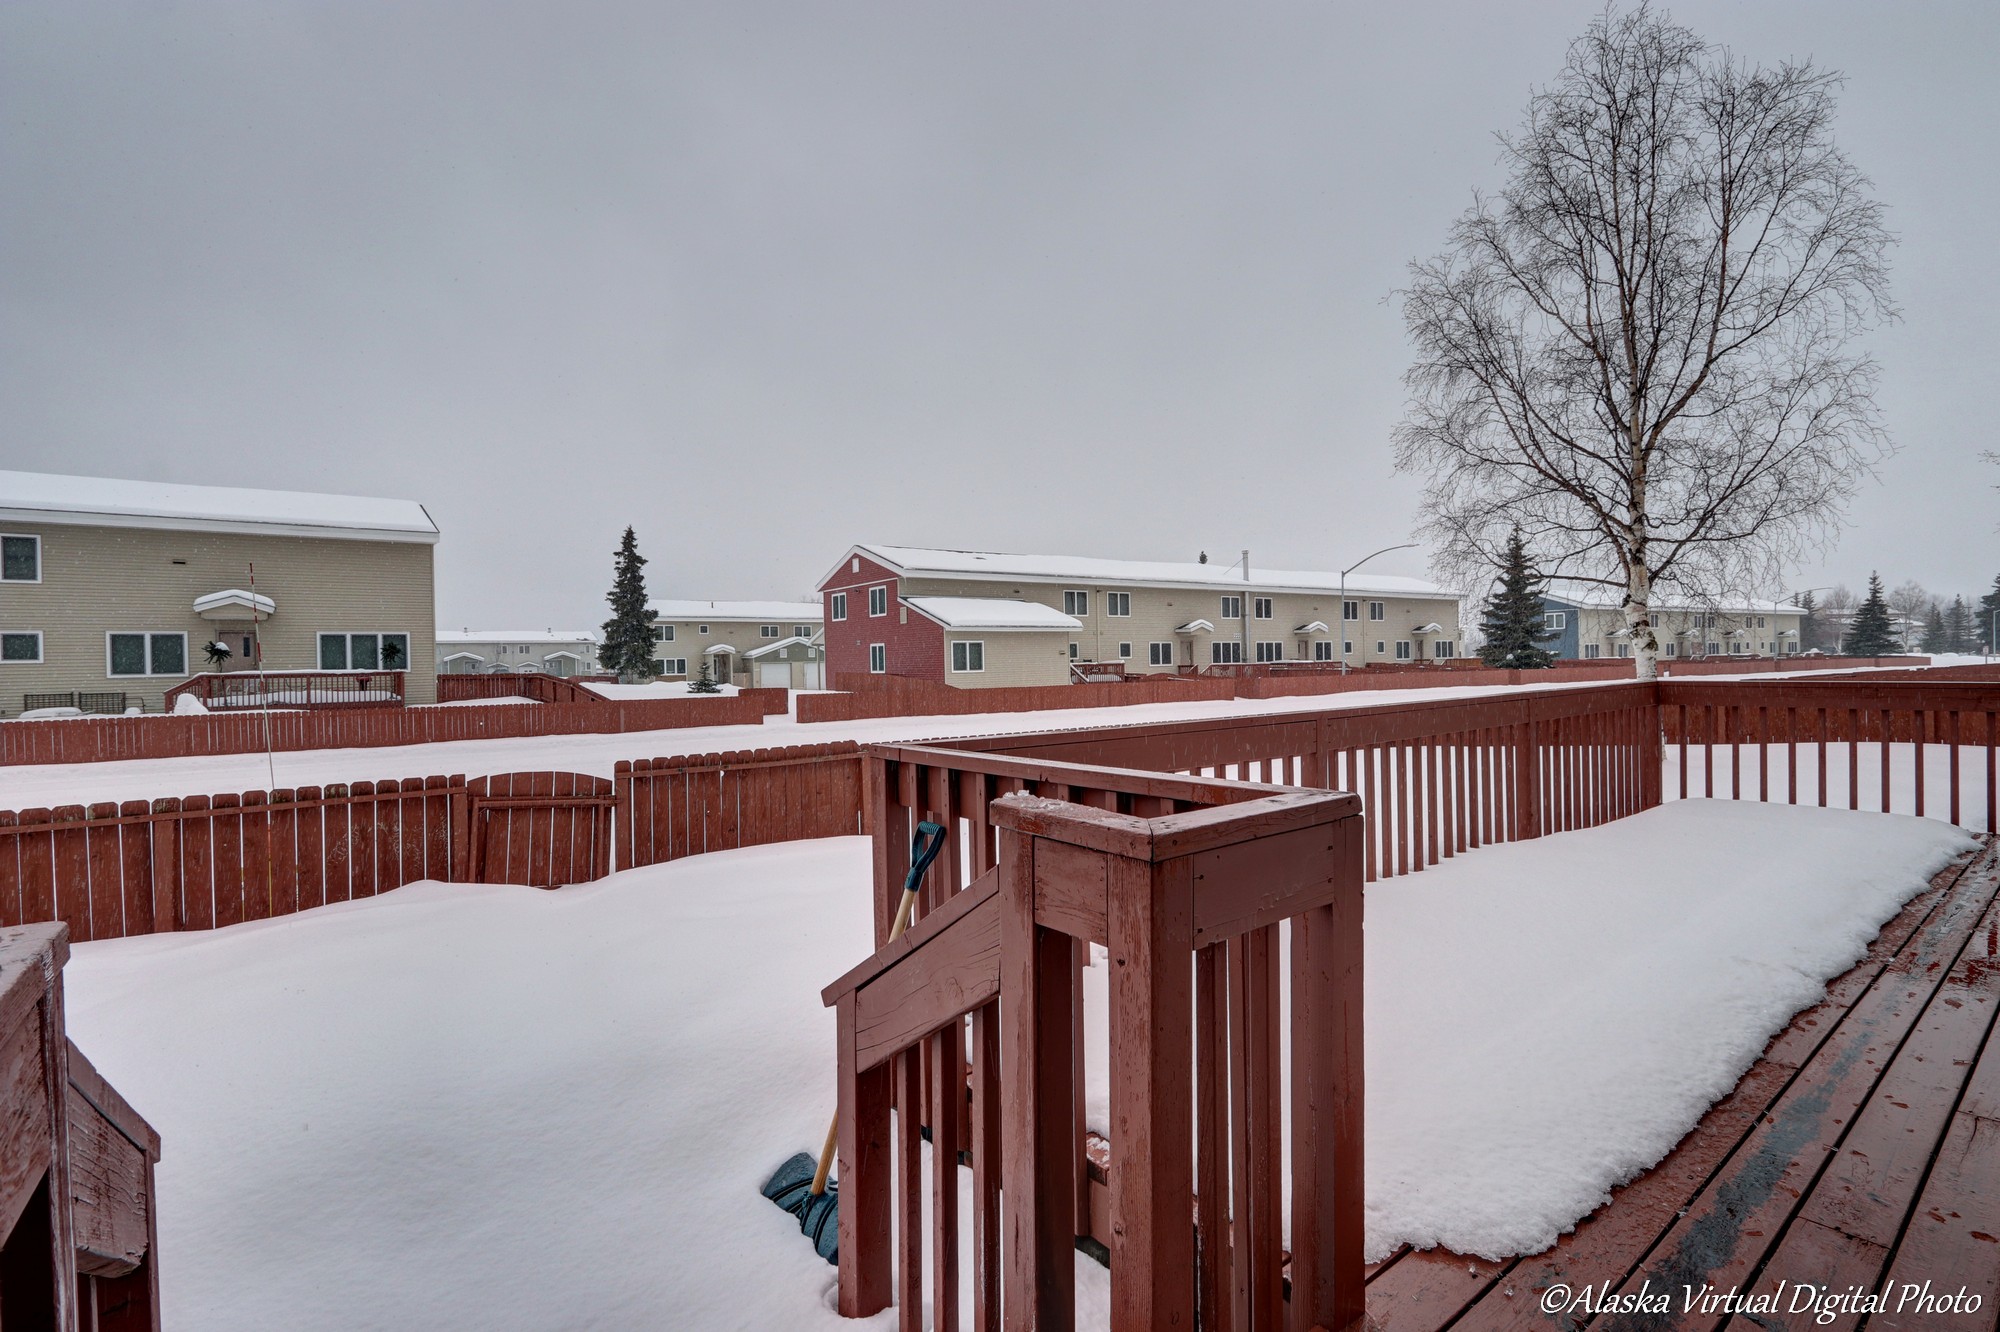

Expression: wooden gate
xmin=455 ymin=772 xmax=615 ymax=888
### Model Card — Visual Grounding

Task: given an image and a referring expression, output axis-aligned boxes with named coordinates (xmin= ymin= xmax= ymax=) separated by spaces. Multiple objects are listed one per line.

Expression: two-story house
xmin=0 ymin=470 xmax=439 ymax=714
xmin=436 ymin=630 xmax=602 ymax=676
xmin=816 ymin=544 xmax=1464 ymax=689
xmin=1538 ymin=585 xmax=1807 ymax=661
xmin=648 ymin=600 xmax=825 ymax=688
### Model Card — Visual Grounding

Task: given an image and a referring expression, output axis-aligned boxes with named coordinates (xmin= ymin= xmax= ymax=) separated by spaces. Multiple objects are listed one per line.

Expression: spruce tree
xmin=1979 ymin=574 xmax=2000 ymax=653
xmin=600 ymin=527 xmax=657 ymax=683
xmin=1943 ymin=595 xmax=1974 ymax=654
xmin=1919 ymin=605 xmax=1949 ymax=654
xmin=687 ymin=660 xmax=722 ymax=694
xmin=1793 ymin=589 xmax=1819 ymax=653
xmin=1841 ymin=572 xmax=1902 ymax=657
xmin=1477 ymin=532 xmax=1560 ymax=668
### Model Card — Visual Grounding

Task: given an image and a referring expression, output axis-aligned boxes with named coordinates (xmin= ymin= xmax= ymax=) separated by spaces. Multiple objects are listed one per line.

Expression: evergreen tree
xmin=1477 ymin=532 xmax=1561 ymax=668
xmin=1841 ymin=572 xmax=1902 ymax=657
xmin=687 ymin=660 xmax=722 ymax=694
xmin=1919 ymin=605 xmax=1949 ymax=654
xmin=1979 ymin=574 xmax=2000 ymax=653
xmin=599 ymin=527 xmax=657 ymax=683
xmin=1793 ymin=589 xmax=1819 ymax=653
xmin=1943 ymin=595 xmax=1975 ymax=654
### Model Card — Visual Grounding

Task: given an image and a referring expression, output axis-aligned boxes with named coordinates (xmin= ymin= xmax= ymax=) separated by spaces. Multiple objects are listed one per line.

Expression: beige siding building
xmin=0 ymin=470 xmax=439 ymax=714
xmin=1540 ymin=587 xmax=1807 ymax=661
xmin=437 ymin=631 xmax=602 ymax=676
xmin=649 ymin=600 xmax=824 ymax=688
xmin=818 ymin=545 xmax=1464 ymax=689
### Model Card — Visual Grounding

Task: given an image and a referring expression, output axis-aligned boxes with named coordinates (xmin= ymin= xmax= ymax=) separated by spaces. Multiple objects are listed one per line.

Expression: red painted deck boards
xmin=1370 ymin=835 xmax=2000 ymax=1332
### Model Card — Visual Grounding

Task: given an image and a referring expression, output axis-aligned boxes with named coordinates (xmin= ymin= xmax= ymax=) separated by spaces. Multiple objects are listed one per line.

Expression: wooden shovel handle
xmin=813 ymin=882 xmax=921 ymax=1195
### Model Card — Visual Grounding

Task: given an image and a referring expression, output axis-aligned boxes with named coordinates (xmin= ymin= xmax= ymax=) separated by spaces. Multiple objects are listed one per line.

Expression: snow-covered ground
xmin=1 ymin=678 xmax=1615 ymax=810
xmin=63 ymin=801 xmax=1972 ymax=1329
xmin=1666 ymin=742 xmax=1996 ymax=832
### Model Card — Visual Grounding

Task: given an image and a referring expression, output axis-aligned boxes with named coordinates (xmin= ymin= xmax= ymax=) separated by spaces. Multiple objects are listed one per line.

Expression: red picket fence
xmin=614 ymin=742 xmax=864 ymax=869
xmin=0 ymin=693 xmax=770 ymax=767
xmin=798 ymin=674 xmax=1236 ymax=723
xmin=436 ymin=674 xmax=610 ymax=704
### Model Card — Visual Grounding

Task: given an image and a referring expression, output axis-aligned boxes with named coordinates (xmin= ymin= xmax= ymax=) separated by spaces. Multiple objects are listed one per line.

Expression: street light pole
xmin=1338 ymin=543 xmax=1418 ymax=676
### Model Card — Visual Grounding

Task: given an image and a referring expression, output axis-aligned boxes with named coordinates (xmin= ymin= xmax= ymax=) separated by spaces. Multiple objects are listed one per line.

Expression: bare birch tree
xmin=1394 ymin=4 xmax=1894 ymax=678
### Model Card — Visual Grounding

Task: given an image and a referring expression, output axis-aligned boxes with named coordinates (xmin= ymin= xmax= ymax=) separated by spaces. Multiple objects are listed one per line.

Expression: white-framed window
xmin=1544 ymin=611 xmax=1566 ymax=630
xmin=1344 ymin=640 xmax=1353 ymax=655
xmin=1148 ymin=642 xmax=1175 ymax=666
xmin=1068 ymin=642 xmax=1080 ymax=659
xmin=1118 ymin=642 xmax=1132 ymax=659
xmin=868 ymin=586 xmax=888 ymax=617
xmin=1 ymin=534 xmax=41 ymax=583
xmin=655 ymin=625 xmax=674 ymax=642
xmin=831 ymin=593 xmax=847 ymax=621
xmin=951 ymin=641 xmax=985 ymax=673
xmin=1253 ymin=597 xmax=1274 ymax=620
xmin=108 ymin=631 xmax=187 ymax=677
xmin=697 ymin=623 xmax=710 ymax=635
xmin=1255 ymin=641 xmax=1284 ymax=662
xmin=1064 ymin=590 xmax=1090 ymax=616
xmin=1582 ymin=643 xmax=1601 ymax=659
xmin=655 ymin=657 xmax=687 ymax=675
xmin=1210 ymin=641 xmax=1245 ymax=664
xmin=868 ymin=643 xmax=886 ymax=673
xmin=760 ymin=625 xmax=781 ymax=638
xmin=319 ymin=632 xmax=410 ymax=671
xmin=794 ymin=624 xmax=813 ymax=638
xmin=1706 ymin=641 xmax=1720 ymax=656
xmin=1435 ymin=641 xmax=1456 ymax=659
xmin=1374 ymin=640 xmax=1386 ymax=654
xmin=1732 ymin=641 xmax=1748 ymax=655
xmin=1342 ymin=600 xmax=1359 ymax=621
xmin=2 ymin=630 xmax=44 ymax=664
xmin=1394 ymin=641 xmax=1412 ymax=660
xmin=1106 ymin=592 xmax=1131 ymax=617
xmin=1221 ymin=595 xmax=1243 ymax=620
xmin=1616 ymin=643 xmax=1631 ymax=658
xmin=1665 ymin=642 xmax=1678 ymax=657
xmin=1368 ymin=602 xmax=1385 ymax=621
xmin=1313 ymin=641 xmax=1335 ymax=661
xmin=1756 ymin=616 xmax=1767 ymax=628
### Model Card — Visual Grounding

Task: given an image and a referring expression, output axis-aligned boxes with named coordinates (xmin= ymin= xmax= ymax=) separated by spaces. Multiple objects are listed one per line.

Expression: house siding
xmin=822 ymin=554 xmax=936 ymax=682
xmin=650 ymin=611 xmax=822 ymax=681
xmin=0 ymin=521 xmax=436 ymax=713
xmin=941 ymin=631 xmax=1073 ymax=689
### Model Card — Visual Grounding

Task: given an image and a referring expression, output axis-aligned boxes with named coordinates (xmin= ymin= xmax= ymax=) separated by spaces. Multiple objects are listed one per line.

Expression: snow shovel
xmin=761 ymin=820 xmax=949 ymax=1264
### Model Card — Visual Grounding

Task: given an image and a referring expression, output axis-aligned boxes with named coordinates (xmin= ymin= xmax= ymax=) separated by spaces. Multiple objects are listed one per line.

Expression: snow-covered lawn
xmin=1665 ymin=742 xmax=1996 ymax=832
xmin=62 ymin=801 xmax=1971 ymax=1328
xmin=1 ymin=678 xmax=1612 ymax=810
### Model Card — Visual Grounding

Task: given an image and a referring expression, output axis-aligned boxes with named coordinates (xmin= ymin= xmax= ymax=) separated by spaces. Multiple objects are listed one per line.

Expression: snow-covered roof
xmin=1176 ymin=619 xmax=1217 ymax=634
xmin=192 ymin=589 xmax=276 ymax=618
xmin=904 ymin=597 xmax=1083 ymax=632
xmin=437 ymin=630 xmax=598 ymax=646
xmin=743 ymin=635 xmax=820 ymax=660
xmin=0 ymin=469 xmax=438 ymax=543
xmin=833 ymin=544 xmax=1458 ymax=600
xmin=650 ymin=600 xmax=823 ymax=623
xmin=1541 ymin=581 xmax=1804 ymax=616
xmin=1294 ymin=620 xmax=1331 ymax=634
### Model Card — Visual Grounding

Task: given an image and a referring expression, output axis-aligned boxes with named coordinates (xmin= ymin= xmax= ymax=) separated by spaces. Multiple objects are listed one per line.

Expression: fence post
xmin=1514 ymin=718 xmax=1543 ymax=840
xmin=1640 ymin=688 xmax=1664 ymax=810
xmin=612 ymin=761 xmax=633 ymax=872
xmin=448 ymin=784 xmax=471 ymax=883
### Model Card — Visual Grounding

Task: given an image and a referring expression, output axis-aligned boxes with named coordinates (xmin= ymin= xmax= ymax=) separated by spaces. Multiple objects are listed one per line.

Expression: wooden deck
xmin=1366 ymin=834 xmax=2000 ymax=1332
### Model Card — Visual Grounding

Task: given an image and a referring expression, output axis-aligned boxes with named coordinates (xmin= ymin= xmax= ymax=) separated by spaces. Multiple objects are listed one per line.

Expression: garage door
xmin=755 ymin=661 xmax=792 ymax=689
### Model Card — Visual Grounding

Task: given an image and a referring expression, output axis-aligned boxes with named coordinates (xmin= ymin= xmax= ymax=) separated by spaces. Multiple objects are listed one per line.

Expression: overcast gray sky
xmin=4 ymin=2 xmax=1993 ymax=625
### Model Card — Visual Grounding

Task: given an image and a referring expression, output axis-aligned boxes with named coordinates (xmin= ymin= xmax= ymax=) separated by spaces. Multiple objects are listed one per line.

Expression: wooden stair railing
xmin=826 ymin=776 xmax=1366 ymax=1332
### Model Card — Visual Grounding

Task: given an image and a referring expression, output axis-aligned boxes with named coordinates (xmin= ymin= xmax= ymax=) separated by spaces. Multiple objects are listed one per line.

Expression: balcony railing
xmin=164 ymin=669 xmax=407 ymax=711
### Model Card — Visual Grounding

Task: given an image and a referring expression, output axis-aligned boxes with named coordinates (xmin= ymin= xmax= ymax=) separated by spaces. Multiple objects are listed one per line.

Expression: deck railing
xmin=164 ymin=669 xmax=408 ymax=711
xmin=825 ymin=753 xmax=1365 ymax=1330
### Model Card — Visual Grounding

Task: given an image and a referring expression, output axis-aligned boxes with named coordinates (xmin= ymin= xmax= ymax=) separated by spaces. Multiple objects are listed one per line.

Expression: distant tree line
xmin=1795 ymin=572 xmax=2000 ymax=656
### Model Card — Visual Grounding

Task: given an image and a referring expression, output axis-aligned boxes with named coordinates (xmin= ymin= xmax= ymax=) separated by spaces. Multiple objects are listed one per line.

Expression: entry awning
xmin=703 ymin=643 xmax=738 ymax=656
xmin=193 ymin=589 xmax=275 ymax=620
xmin=1293 ymin=621 xmax=1331 ymax=635
xmin=1175 ymin=619 xmax=1216 ymax=635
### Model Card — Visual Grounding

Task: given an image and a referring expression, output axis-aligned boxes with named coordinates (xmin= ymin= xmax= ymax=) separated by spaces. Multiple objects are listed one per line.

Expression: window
xmin=951 ymin=641 xmax=985 ymax=673
xmin=1732 ymin=641 xmax=1748 ymax=655
xmin=1395 ymin=641 xmax=1412 ymax=660
xmin=1148 ymin=642 xmax=1175 ymax=666
xmin=1210 ymin=641 xmax=1245 ymax=664
xmin=1435 ymin=641 xmax=1455 ymax=659
xmin=760 ymin=625 xmax=781 ymax=638
xmin=655 ymin=657 xmax=687 ymax=676
xmin=318 ymin=632 xmax=410 ymax=671
xmin=1544 ymin=611 xmax=1566 ymax=630
xmin=1221 ymin=595 xmax=1243 ymax=620
xmin=1582 ymin=643 xmax=1601 ymax=660
xmin=1 ymin=535 xmax=40 ymax=583
xmin=1253 ymin=597 xmax=1274 ymax=620
xmin=2 ymin=631 xmax=43 ymax=663
xmin=1313 ymin=641 xmax=1335 ymax=661
xmin=1665 ymin=642 xmax=1678 ymax=657
xmin=1342 ymin=600 xmax=1359 ymax=621
xmin=869 ymin=644 xmax=886 ymax=673
xmin=1616 ymin=643 xmax=1630 ymax=658
xmin=108 ymin=632 xmax=186 ymax=677
xmin=1344 ymin=640 xmax=1354 ymax=655
xmin=697 ymin=624 xmax=710 ymax=635
xmin=1105 ymin=592 xmax=1131 ymax=617
xmin=1068 ymin=643 xmax=1079 ymax=659
xmin=1064 ymin=590 xmax=1090 ymax=616
xmin=1706 ymin=641 xmax=1720 ymax=657
xmin=1118 ymin=642 xmax=1132 ymax=659
xmin=655 ymin=625 xmax=674 ymax=642
xmin=868 ymin=586 xmax=888 ymax=617
xmin=831 ymin=593 xmax=847 ymax=621
xmin=1255 ymin=641 xmax=1284 ymax=662
xmin=1368 ymin=602 xmax=1385 ymax=621
xmin=1375 ymin=641 xmax=1386 ymax=655
xmin=794 ymin=624 xmax=812 ymax=638
xmin=1756 ymin=616 xmax=1767 ymax=629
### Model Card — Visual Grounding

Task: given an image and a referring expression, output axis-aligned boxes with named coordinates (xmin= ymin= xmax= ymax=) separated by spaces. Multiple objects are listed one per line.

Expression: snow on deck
xmin=60 ymin=802 xmax=1971 ymax=1328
